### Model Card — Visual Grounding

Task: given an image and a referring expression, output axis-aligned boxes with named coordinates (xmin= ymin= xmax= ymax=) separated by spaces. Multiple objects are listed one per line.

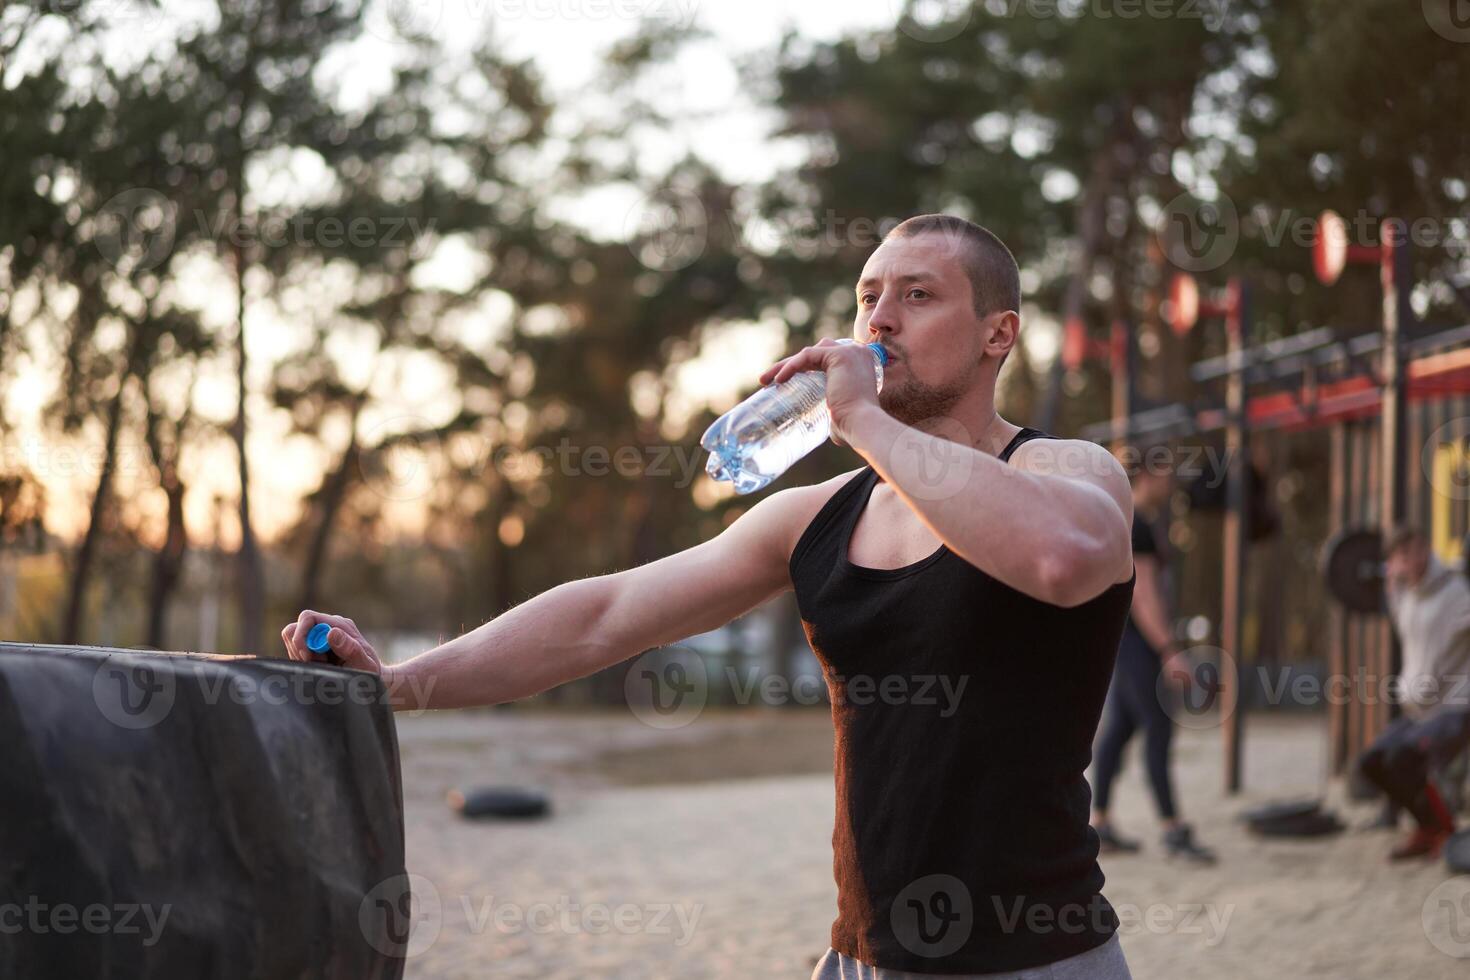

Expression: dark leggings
xmin=1092 ymin=627 xmax=1176 ymax=820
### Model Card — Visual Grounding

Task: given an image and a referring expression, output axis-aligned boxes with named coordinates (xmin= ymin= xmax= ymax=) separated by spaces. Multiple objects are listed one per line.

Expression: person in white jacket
xmin=1357 ymin=526 xmax=1470 ymax=859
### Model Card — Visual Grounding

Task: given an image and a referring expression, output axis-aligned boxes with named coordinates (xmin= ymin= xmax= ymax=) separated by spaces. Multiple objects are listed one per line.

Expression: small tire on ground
xmin=1240 ymin=798 xmax=1344 ymax=837
xmin=448 ymin=785 xmax=552 ymax=819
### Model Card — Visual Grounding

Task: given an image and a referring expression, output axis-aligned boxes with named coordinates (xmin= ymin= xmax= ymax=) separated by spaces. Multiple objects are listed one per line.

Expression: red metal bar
xmin=1346 ymin=244 xmax=1381 ymax=264
xmin=1232 ymin=349 xmax=1470 ymax=431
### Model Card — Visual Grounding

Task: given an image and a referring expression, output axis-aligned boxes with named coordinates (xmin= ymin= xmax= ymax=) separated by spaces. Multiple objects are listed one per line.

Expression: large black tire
xmin=0 ymin=643 xmax=408 ymax=980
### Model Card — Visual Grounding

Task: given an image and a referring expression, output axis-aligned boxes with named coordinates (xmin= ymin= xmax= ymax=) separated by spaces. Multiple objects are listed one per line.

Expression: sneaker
xmin=1162 ymin=824 xmax=1217 ymax=864
xmin=1389 ymin=826 xmax=1452 ymax=861
xmin=1094 ymin=825 xmax=1142 ymax=854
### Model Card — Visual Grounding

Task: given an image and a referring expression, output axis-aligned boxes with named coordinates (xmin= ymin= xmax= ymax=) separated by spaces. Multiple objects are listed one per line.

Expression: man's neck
xmin=970 ymin=410 xmax=1007 ymax=454
xmin=939 ymin=377 xmax=1016 ymax=458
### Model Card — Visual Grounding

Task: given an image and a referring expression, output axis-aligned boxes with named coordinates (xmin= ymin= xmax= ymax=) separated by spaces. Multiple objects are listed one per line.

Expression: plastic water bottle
xmin=701 ymin=339 xmax=889 ymax=494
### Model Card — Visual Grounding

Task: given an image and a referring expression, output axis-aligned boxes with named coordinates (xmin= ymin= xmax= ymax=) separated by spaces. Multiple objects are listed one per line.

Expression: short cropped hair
xmin=1385 ymin=525 xmax=1426 ymax=555
xmin=884 ymin=214 xmax=1021 ymax=318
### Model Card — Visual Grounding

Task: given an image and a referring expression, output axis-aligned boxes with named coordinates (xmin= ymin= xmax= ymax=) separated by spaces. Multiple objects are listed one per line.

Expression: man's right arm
xmin=306 ymin=482 xmax=830 ymax=711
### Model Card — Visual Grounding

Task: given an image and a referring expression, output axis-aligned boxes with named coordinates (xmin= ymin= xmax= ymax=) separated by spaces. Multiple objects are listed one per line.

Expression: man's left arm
xmin=846 ymin=404 xmax=1133 ymax=607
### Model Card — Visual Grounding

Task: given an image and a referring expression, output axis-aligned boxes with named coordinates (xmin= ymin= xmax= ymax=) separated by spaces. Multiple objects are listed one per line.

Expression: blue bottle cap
xmin=306 ymin=622 xmax=332 ymax=655
xmin=865 ymin=341 xmax=890 ymax=366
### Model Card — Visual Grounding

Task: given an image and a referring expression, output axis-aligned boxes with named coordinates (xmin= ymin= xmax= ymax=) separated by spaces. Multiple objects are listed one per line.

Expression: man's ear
xmin=986 ymin=311 xmax=1020 ymax=359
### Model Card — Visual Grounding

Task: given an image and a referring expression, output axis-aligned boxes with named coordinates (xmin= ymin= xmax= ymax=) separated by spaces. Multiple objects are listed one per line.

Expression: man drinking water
xmin=284 ymin=214 xmax=1138 ymax=978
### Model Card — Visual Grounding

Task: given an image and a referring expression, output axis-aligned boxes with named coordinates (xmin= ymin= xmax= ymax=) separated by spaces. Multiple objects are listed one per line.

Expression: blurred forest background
xmin=2 ymin=0 xmax=1469 ymax=702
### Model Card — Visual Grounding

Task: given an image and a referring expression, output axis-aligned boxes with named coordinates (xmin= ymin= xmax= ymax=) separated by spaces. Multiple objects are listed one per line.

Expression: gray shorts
xmin=809 ymin=932 xmax=1130 ymax=980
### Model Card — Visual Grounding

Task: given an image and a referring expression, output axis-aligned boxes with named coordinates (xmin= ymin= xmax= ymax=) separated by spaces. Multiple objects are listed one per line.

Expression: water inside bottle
xmin=701 ymin=340 xmax=884 ymax=494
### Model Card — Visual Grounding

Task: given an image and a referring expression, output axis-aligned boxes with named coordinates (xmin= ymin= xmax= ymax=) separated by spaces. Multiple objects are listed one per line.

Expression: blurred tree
xmin=260 ymin=39 xmax=558 ymax=614
xmin=164 ymin=0 xmax=365 ymax=652
xmin=0 ymin=14 xmax=223 ymax=645
xmin=1222 ymin=0 xmax=1470 ymax=328
xmin=749 ymin=3 xmax=1255 ymax=436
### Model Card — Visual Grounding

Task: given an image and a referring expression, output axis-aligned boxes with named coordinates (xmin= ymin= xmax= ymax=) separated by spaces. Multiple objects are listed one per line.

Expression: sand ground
xmin=392 ymin=708 xmax=1470 ymax=979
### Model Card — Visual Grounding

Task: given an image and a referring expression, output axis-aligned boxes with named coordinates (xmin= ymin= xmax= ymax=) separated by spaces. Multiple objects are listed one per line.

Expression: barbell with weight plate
xmin=1321 ymin=528 xmax=1387 ymax=614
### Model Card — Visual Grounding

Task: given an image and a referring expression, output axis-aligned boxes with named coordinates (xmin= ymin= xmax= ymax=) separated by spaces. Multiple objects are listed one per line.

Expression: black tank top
xmin=789 ymin=427 xmax=1135 ymax=973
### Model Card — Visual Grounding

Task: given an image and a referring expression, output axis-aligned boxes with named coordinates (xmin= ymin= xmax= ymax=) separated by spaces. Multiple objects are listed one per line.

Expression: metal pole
xmin=1221 ymin=278 xmax=1250 ymax=795
xmin=1327 ymin=422 xmax=1348 ymax=773
xmin=1378 ymin=219 xmax=1413 ymax=741
xmin=1109 ymin=318 xmax=1133 ymax=451
xmin=1380 ymin=217 xmax=1412 ymax=536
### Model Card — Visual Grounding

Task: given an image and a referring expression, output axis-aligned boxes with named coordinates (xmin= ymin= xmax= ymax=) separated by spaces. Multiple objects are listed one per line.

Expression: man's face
xmin=853 ymin=233 xmax=1014 ymax=427
xmin=1387 ymin=539 xmax=1430 ymax=586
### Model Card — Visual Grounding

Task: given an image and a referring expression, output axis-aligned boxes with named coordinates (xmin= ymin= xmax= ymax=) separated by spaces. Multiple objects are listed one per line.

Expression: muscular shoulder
xmin=1009 ymin=437 xmax=1132 ymax=521
xmin=1010 ymin=437 xmax=1134 ymax=586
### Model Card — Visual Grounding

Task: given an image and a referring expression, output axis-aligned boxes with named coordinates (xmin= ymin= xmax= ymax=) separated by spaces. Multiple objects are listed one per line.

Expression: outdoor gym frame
xmin=1078 ymin=211 xmax=1470 ymax=793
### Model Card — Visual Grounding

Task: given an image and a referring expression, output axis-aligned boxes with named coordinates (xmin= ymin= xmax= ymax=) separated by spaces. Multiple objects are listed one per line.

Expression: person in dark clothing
xmin=1089 ymin=451 xmax=1216 ymax=863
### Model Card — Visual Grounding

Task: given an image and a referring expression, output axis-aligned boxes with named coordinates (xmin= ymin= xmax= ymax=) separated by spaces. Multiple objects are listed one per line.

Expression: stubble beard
xmin=877 ymin=371 xmax=971 ymax=428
